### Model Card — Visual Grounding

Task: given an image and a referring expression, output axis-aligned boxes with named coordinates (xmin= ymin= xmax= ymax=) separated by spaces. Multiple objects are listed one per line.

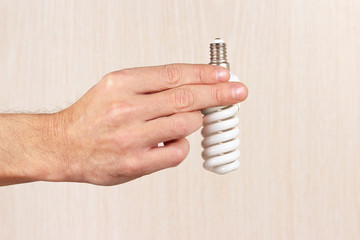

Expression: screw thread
xmin=209 ymin=38 xmax=230 ymax=70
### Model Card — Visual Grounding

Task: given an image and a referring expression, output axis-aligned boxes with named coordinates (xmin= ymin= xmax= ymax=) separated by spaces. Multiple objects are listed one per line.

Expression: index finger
xmin=122 ymin=63 xmax=230 ymax=93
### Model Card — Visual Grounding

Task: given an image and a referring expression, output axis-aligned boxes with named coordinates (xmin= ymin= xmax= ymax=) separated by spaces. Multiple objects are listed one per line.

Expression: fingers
xmin=139 ymin=82 xmax=248 ymax=120
xmin=138 ymin=111 xmax=203 ymax=147
xmin=139 ymin=138 xmax=190 ymax=175
xmin=121 ymin=63 xmax=230 ymax=93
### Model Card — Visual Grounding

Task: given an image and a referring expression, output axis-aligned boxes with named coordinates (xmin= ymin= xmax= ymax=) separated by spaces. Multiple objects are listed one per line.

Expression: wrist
xmin=0 ymin=113 xmax=71 ymax=185
xmin=42 ymin=111 xmax=72 ymax=182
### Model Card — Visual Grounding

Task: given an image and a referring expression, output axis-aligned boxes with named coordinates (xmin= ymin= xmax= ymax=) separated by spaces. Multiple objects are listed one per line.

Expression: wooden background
xmin=0 ymin=0 xmax=359 ymax=239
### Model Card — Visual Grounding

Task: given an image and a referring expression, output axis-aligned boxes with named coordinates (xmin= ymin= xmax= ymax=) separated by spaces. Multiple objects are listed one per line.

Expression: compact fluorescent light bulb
xmin=201 ymin=38 xmax=241 ymax=174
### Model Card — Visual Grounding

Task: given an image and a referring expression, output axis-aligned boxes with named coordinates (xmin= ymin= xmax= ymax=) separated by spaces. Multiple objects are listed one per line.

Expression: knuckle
xmin=212 ymin=86 xmax=225 ymax=104
xmin=161 ymin=64 xmax=180 ymax=87
xmin=123 ymin=158 xmax=143 ymax=176
xmin=106 ymin=103 xmax=125 ymax=120
xmin=113 ymin=132 xmax=134 ymax=151
xmin=196 ymin=66 xmax=208 ymax=84
xmin=173 ymin=88 xmax=194 ymax=110
xmin=170 ymin=117 xmax=189 ymax=136
xmin=102 ymin=72 xmax=116 ymax=88
xmin=102 ymin=70 xmax=130 ymax=89
xmin=105 ymin=102 xmax=136 ymax=124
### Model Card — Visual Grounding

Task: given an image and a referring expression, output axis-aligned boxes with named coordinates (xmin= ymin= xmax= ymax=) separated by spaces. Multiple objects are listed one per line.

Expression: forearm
xmin=0 ymin=113 xmax=67 ymax=186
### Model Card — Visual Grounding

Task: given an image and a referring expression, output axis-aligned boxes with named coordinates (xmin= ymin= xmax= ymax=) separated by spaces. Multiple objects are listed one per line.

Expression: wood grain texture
xmin=0 ymin=0 xmax=360 ymax=239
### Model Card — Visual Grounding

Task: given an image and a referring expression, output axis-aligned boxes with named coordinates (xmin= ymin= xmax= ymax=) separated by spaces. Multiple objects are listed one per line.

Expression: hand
xmin=0 ymin=64 xmax=248 ymax=186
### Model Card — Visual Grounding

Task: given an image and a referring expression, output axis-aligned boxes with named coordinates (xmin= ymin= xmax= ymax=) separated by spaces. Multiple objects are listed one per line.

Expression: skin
xmin=0 ymin=64 xmax=248 ymax=186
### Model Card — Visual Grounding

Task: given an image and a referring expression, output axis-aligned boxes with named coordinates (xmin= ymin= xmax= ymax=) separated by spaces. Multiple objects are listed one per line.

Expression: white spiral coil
xmin=201 ymin=73 xmax=241 ymax=174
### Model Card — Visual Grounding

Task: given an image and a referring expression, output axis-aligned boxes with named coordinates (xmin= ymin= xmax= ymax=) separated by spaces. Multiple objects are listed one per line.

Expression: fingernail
xmin=231 ymin=84 xmax=246 ymax=101
xmin=215 ymin=68 xmax=230 ymax=82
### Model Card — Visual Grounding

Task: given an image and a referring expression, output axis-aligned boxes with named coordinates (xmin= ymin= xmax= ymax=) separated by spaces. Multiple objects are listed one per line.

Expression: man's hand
xmin=0 ymin=64 xmax=248 ymax=186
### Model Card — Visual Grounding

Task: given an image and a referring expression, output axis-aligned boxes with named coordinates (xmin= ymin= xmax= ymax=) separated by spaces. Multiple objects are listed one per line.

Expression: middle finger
xmin=138 ymin=82 xmax=247 ymax=120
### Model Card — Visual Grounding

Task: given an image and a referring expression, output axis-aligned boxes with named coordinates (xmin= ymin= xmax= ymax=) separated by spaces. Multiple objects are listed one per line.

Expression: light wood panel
xmin=0 ymin=0 xmax=359 ymax=239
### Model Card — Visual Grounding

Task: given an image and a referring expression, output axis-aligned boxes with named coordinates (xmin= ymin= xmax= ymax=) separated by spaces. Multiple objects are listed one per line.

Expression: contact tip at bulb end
xmin=211 ymin=38 xmax=225 ymax=44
